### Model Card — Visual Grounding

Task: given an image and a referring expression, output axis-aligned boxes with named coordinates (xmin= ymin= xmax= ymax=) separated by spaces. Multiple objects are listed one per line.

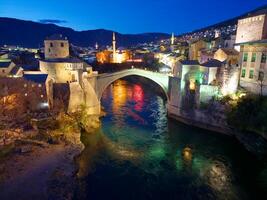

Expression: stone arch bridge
xmin=68 ymin=68 xmax=170 ymax=114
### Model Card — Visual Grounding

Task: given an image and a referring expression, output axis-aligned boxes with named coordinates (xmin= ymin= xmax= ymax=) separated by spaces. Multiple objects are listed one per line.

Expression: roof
xmin=23 ymin=73 xmax=48 ymax=83
xmin=40 ymin=57 xmax=83 ymax=63
xmin=0 ymin=60 xmax=12 ymax=68
xmin=180 ymin=60 xmax=200 ymax=65
xmin=45 ymin=34 xmax=67 ymax=41
xmin=20 ymin=65 xmax=39 ymax=71
xmin=9 ymin=66 xmax=21 ymax=75
xmin=219 ymin=48 xmax=239 ymax=55
xmin=235 ymin=39 xmax=267 ymax=46
xmin=201 ymin=59 xmax=223 ymax=68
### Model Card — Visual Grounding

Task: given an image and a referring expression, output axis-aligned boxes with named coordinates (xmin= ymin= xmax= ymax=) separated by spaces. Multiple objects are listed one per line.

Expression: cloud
xmin=38 ymin=19 xmax=67 ymax=24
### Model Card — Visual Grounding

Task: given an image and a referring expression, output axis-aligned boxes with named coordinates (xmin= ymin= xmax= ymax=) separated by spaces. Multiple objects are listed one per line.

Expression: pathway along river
xmin=75 ymin=77 xmax=267 ymax=200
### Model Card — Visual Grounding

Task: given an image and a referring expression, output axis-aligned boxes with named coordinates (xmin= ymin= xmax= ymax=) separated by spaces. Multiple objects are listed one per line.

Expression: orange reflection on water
xmin=112 ymin=80 xmax=127 ymax=113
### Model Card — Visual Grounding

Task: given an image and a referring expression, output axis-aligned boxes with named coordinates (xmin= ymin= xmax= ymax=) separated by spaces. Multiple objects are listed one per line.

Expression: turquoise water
xmin=75 ymin=78 xmax=267 ymax=200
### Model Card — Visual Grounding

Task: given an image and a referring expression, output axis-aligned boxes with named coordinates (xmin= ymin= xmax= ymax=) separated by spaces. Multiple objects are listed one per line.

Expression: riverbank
xmin=0 ymin=141 xmax=83 ymax=200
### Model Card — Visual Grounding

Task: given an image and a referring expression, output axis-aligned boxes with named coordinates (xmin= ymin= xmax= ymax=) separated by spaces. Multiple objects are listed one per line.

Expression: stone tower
xmin=44 ymin=34 xmax=69 ymax=59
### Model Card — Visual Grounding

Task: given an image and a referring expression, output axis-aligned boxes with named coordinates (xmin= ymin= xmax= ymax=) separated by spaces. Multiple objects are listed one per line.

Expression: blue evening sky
xmin=0 ymin=0 xmax=266 ymax=34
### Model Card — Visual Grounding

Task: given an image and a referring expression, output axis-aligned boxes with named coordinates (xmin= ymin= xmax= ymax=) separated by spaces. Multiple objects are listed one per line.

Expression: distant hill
xmin=0 ymin=4 xmax=267 ymax=48
xmin=0 ymin=17 xmax=170 ymax=48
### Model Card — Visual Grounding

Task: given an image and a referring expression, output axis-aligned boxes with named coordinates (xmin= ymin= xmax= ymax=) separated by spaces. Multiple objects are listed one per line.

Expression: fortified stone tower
xmin=44 ymin=34 xmax=69 ymax=59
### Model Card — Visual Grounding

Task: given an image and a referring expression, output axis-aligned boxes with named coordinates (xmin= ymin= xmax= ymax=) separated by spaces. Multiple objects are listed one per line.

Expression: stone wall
xmin=236 ymin=14 xmax=267 ymax=44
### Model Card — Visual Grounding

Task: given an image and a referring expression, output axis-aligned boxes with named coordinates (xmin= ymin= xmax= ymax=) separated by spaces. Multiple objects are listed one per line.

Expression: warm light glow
xmin=182 ymin=147 xmax=192 ymax=162
xmin=189 ymin=80 xmax=196 ymax=90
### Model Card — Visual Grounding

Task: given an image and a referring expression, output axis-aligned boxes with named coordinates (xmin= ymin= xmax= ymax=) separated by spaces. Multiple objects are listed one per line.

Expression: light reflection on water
xmin=75 ymin=78 xmax=266 ymax=200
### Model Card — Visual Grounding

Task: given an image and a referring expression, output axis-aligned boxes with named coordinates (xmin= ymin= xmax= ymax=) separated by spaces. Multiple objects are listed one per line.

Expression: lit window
xmin=249 ymin=70 xmax=254 ymax=79
xmin=38 ymin=84 xmax=42 ymax=88
xmin=251 ymin=53 xmax=256 ymax=62
xmin=261 ymin=53 xmax=266 ymax=63
xmin=243 ymin=53 xmax=248 ymax=62
xmin=241 ymin=69 xmax=246 ymax=78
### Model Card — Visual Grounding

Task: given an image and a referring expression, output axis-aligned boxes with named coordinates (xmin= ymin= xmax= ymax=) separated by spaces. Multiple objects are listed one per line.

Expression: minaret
xmin=171 ymin=33 xmax=175 ymax=45
xmin=95 ymin=42 xmax=99 ymax=50
xmin=112 ymin=32 xmax=116 ymax=62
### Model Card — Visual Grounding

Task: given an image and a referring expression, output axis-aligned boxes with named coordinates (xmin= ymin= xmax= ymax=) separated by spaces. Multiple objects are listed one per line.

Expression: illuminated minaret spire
xmin=171 ymin=32 xmax=175 ymax=45
xmin=112 ymin=32 xmax=116 ymax=62
xmin=95 ymin=42 xmax=99 ymax=50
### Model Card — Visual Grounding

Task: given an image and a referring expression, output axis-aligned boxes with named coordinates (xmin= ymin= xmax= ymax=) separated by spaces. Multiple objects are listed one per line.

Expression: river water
xmin=75 ymin=78 xmax=267 ymax=200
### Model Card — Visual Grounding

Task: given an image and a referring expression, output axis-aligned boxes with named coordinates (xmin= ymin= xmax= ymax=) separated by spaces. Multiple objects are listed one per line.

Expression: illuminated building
xmin=0 ymin=59 xmax=17 ymax=77
xmin=214 ymin=48 xmax=239 ymax=64
xmin=189 ymin=40 xmax=208 ymax=61
xmin=235 ymin=14 xmax=267 ymax=51
xmin=96 ymin=33 xmax=132 ymax=64
xmin=39 ymin=34 xmax=84 ymax=83
xmin=238 ymin=40 xmax=267 ymax=95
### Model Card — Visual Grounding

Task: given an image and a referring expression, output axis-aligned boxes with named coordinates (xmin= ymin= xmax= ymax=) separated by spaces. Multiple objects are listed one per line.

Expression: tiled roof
xmin=23 ymin=73 xmax=48 ymax=83
xmin=220 ymin=48 xmax=239 ymax=55
xmin=235 ymin=39 xmax=267 ymax=46
xmin=40 ymin=57 xmax=83 ymax=63
xmin=201 ymin=59 xmax=223 ymax=67
xmin=0 ymin=61 xmax=11 ymax=68
xmin=9 ymin=66 xmax=21 ymax=75
xmin=180 ymin=60 xmax=200 ymax=65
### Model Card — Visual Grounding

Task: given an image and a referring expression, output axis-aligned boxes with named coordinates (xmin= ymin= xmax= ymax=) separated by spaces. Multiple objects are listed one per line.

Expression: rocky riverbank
xmin=0 ymin=111 xmax=101 ymax=200
xmin=0 ymin=142 xmax=83 ymax=200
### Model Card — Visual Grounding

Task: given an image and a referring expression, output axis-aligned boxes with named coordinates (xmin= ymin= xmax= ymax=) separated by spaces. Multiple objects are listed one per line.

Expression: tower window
xmin=61 ymin=42 xmax=64 ymax=47
xmin=48 ymin=48 xmax=51 ymax=52
xmin=50 ymin=42 xmax=53 ymax=47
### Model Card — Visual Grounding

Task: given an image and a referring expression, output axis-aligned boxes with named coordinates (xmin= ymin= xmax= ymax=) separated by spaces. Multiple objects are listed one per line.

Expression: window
xmin=259 ymin=72 xmax=265 ymax=81
xmin=61 ymin=42 xmax=64 ymax=47
xmin=50 ymin=42 xmax=53 ymax=47
xmin=48 ymin=48 xmax=51 ymax=52
xmin=261 ymin=53 xmax=267 ymax=63
xmin=251 ymin=53 xmax=256 ymax=62
xmin=2 ymin=69 xmax=5 ymax=73
xmin=241 ymin=69 xmax=246 ymax=78
xmin=243 ymin=53 xmax=248 ymax=62
xmin=249 ymin=70 xmax=254 ymax=79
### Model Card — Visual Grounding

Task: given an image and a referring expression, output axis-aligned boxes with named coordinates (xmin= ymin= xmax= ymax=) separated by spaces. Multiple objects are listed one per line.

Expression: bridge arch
xmin=96 ymin=69 xmax=169 ymax=101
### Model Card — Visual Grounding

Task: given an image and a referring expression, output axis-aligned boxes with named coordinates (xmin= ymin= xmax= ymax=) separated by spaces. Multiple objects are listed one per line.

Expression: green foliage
xmin=227 ymin=95 xmax=267 ymax=135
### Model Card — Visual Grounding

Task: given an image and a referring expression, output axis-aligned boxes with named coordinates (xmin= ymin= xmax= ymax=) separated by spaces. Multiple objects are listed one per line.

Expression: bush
xmin=227 ymin=95 xmax=267 ymax=135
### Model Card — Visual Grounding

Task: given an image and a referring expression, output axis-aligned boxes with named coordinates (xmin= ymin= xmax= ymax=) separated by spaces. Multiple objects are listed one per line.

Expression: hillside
xmin=0 ymin=18 xmax=170 ymax=48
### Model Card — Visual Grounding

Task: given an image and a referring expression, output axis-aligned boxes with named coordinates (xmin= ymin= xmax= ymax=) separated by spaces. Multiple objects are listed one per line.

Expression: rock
xmin=20 ymin=146 xmax=32 ymax=153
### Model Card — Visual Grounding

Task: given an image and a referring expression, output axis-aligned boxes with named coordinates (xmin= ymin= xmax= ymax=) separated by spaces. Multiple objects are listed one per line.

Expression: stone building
xmin=39 ymin=34 xmax=84 ymax=83
xmin=0 ymin=59 xmax=16 ymax=77
xmin=239 ymin=40 xmax=267 ymax=95
xmin=189 ymin=40 xmax=208 ymax=61
xmin=96 ymin=33 xmax=132 ymax=64
xmin=214 ymin=48 xmax=239 ymax=64
xmin=235 ymin=14 xmax=267 ymax=51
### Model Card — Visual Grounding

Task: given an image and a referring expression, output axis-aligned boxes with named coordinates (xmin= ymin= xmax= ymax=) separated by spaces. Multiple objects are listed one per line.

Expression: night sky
xmin=1 ymin=0 xmax=266 ymax=34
